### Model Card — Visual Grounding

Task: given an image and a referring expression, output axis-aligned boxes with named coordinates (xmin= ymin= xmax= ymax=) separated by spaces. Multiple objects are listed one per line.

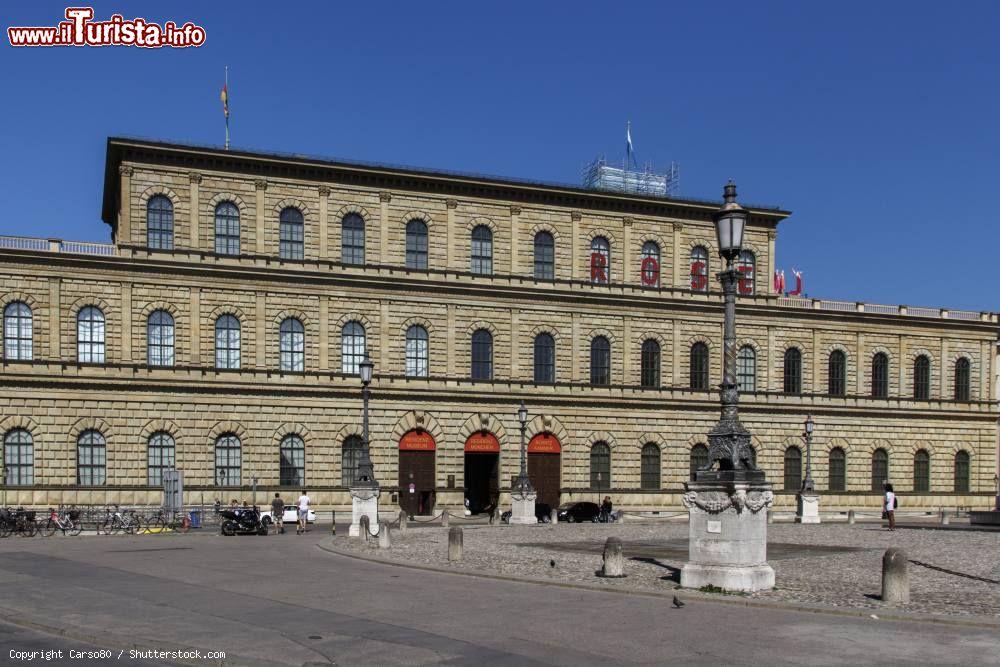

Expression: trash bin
xmin=189 ymin=510 xmax=202 ymax=529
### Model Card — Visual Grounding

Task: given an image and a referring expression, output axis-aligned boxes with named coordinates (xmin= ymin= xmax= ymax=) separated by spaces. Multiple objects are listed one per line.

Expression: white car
xmin=260 ymin=506 xmax=316 ymax=527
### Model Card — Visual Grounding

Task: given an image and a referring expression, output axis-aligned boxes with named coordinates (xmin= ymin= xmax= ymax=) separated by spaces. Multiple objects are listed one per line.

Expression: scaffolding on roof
xmin=582 ymin=155 xmax=679 ymax=198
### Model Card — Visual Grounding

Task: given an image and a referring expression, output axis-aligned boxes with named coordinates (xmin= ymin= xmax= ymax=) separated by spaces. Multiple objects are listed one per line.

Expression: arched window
xmin=828 ymin=447 xmax=846 ymax=491
xmin=214 ymin=201 xmax=240 ymax=255
xmin=471 ymin=329 xmax=493 ymax=380
xmin=405 ymin=219 xmax=429 ymax=270
xmin=690 ymin=443 xmax=709 ymax=481
xmin=147 ymin=432 xmax=175 ymax=486
xmin=913 ymin=449 xmax=930 ymax=492
xmin=871 ymin=448 xmax=889 ymax=491
xmin=954 ymin=450 xmax=970 ymax=493
xmin=737 ymin=345 xmax=756 ymax=392
xmin=828 ymin=350 xmax=846 ymax=396
xmin=533 ymin=333 xmax=555 ymax=383
xmin=641 ymin=241 xmax=660 ymax=287
xmin=3 ymin=429 xmax=33 ymax=486
xmin=214 ymin=434 xmax=241 ymax=487
xmin=279 ymin=434 xmax=306 ymax=487
xmin=3 ymin=301 xmax=32 ymax=361
xmin=341 ymin=435 xmax=363 ymax=486
xmin=147 ymin=195 xmax=174 ymax=250
xmin=341 ymin=321 xmax=365 ymax=375
xmin=690 ymin=342 xmax=709 ymax=390
xmin=279 ymin=318 xmax=305 ymax=372
xmin=954 ymin=358 xmax=971 ymax=401
xmin=470 ymin=225 xmax=493 ymax=275
xmin=913 ymin=355 xmax=931 ymax=400
xmin=215 ymin=314 xmax=241 ymax=369
xmin=784 ymin=445 xmax=802 ymax=491
xmin=590 ymin=336 xmax=611 ymax=386
xmin=341 ymin=213 xmax=365 ymax=266
xmin=147 ymin=310 xmax=174 ymax=367
xmin=533 ymin=231 xmax=555 ymax=280
xmin=784 ymin=347 xmax=802 ymax=394
xmin=405 ymin=325 xmax=429 ymax=378
xmin=77 ymin=306 xmax=105 ymax=364
xmin=590 ymin=236 xmax=610 ymax=284
xmin=872 ymin=353 xmax=889 ymax=398
xmin=640 ymin=443 xmax=660 ymax=490
xmin=736 ymin=250 xmax=755 ymax=295
xmin=640 ymin=339 xmax=661 ymax=389
xmin=690 ymin=246 xmax=709 ymax=292
xmin=279 ymin=207 xmax=304 ymax=260
xmin=77 ymin=430 xmax=106 ymax=486
xmin=590 ymin=442 xmax=611 ymax=490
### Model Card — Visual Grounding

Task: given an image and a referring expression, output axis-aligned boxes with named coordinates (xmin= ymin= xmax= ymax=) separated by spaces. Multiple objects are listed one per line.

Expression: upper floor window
xmin=533 ymin=231 xmax=555 ymax=280
xmin=533 ymin=333 xmax=555 ymax=383
xmin=147 ymin=432 xmax=175 ymax=487
xmin=341 ymin=321 xmax=365 ymax=375
xmin=640 ymin=443 xmax=660 ymax=490
xmin=913 ymin=355 xmax=931 ymax=400
xmin=471 ymin=329 xmax=493 ymax=381
xmin=3 ymin=429 xmax=33 ymax=486
xmin=77 ymin=430 xmax=106 ymax=486
xmin=471 ymin=225 xmax=493 ymax=276
xmin=913 ymin=449 xmax=930 ymax=492
xmin=214 ymin=434 xmax=241 ymax=486
xmin=77 ymin=306 xmax=105 ymax=364
xmin=279 ymin=318 xmax=305 ymax=372
xmin=590 ymin=442 xmax=611 ymax=490
xmin=871 ymin=447 xmax=889 ymax=491
xmin=828 ymin=350 xmax=846 ymax=396
xmin=640 ymin=339 xmax=661 ymax=389
xmin=279 ymin=207 xmax=304 ymax=260
xmin=690 ymin=342 xmax=709 ymax=390
xmin=783 ymin=347 xmax=802 ymax=394
xmin=954 ymin=450 xmax=970 ymax=493
xmin=590 ymin=236 xmax=610 ymax=284
xmin=828 ymin=447 xmax=846 ymax=491
xmin=784 ymin=445 xmax=802 ymax=491
xmin=737 ymin=345 xmax=756 ymax=392
xmin=590 ymin=336 xmax=611 ymax=386
xmin=214 ymin=201 xmax=241 ymax=255
xmin=147 ymin=310 xmax=175 ymax=367
xmin=405 ymin=219 xmax=428 ymax=270
xmin=641 ymin=241 xmax=660 ymax=287
xmin=954 ymin=358 xmax=971 ymax=401
xmin=215 ymin=314 xmax=241 ymax=369
xmin=690 ymin=443 xmax=709 ymax=481
xmin=690 ymin=246 xmax=709 ymax=292
xmin=341 ymin=213 xmax=365 ymax=266
xmin=280 ymin=434 xmax=306 ymax=487
xmin=736 ymin=250 xmax=755 ymax=296
xmin=405 ymin=325 xmax=429 ymax=378
xmin=147 ymin=195 xmax=174 ymax=250
xmin=872 ymin=353 xmax=889 ymax=398
xmin=3 ymin=301 xmax=32 ymax=361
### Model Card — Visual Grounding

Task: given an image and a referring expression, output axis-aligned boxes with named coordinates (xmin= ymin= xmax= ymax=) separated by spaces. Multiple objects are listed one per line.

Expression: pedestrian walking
xmin=271 ymin=493 xmax=285 ymax=534
xmin=296 ymin=489 xmax=311 ymax=535
xmin=884 ymin=483 xmax=896 ymax=531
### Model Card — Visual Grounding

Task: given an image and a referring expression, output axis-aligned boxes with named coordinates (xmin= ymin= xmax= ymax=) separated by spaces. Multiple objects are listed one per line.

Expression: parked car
xmin=556 ymin=502 xmax=601 ymax=523
xmin=260 ymin=506 xmax=317 ymax=527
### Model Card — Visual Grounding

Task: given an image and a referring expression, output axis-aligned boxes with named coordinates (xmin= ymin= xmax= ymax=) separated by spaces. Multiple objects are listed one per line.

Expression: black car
xmin=556 ymin=502 xmax=600 ymax=523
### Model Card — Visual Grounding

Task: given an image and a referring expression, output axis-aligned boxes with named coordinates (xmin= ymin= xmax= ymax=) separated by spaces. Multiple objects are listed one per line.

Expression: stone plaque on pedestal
xmin=795 ymin=492 xmax=821 ymax=524
xmin=349 ymin=488 xmax=380 ymax=537
xmin=510 ymin=490 xmax=537 ymax=525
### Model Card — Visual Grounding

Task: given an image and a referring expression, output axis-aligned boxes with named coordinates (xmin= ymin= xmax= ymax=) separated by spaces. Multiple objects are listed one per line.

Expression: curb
xmin=317 ymin=538 xmax=1000 ymax=631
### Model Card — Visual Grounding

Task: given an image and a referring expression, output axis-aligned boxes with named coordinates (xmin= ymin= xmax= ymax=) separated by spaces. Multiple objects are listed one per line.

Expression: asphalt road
xmin=0 ymin=528 xmax=996 ymax=666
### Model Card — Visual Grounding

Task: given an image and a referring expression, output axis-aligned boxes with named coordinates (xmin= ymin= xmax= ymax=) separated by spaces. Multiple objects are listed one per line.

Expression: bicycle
xmin=143 ymin=508 xmax=190 ymax=534
xmin=98 ymin=505 xmax=141 ymax=535
xmin=39 ymin=507 xmax=83 ymax=537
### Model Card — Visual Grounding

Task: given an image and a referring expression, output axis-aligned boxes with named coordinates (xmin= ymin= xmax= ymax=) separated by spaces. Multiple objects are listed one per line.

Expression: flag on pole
xmin=221 ymin=66 xmax=230 ymax=150
xmin=626 ymin=121 xmax=637 ymax=168
xmin=788 ymin=268 xmax=803 ymax=296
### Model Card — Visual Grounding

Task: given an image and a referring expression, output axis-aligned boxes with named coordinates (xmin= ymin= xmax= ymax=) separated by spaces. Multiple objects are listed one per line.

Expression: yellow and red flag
xmin=220 ymin=83 xmax=229 ymax=118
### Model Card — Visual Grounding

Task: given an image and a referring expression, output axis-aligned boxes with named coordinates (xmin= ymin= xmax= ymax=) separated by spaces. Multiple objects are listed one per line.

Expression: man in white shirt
xmin=296 ymin=490 xmax=311 ymax=535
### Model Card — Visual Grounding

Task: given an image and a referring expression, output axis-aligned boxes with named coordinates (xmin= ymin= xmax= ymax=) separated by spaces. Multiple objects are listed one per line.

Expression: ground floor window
xmin=280 ymin=434 xmax=305 ymax=487
xmin=215 ymin=434 xmax=242 ymax=487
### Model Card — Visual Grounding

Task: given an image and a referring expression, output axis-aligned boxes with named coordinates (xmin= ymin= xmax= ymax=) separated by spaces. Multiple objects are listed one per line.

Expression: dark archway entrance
xmin=528 ymin=433 xmax=561 ymax=513
xmin=464 ymin=432 xmax=500 ymax=514
xmin=398 ymin=430 xmax=435 ymax=516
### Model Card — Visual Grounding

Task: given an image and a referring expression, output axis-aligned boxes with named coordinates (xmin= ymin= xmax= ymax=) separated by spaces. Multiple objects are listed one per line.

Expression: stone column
xmin=48 ymin=278 xmax=60 ymax=359
xmin=509 ymin=205 xmax=521 ymax=274
xmin=190 ymin=288 xmax=201 ymax=365
xmin=188 ymin=172 xmax=201 ymax=250
xmin=318 ymin=185 xmax=330 ymax=260
xmin=254 ymin=180 xmax=267 ymax=254
xmin=446 ymin=199 xmax=457 ymax=271
xmin=672 ymin=222 xmax=683 ymax=288
xmin=379 ymin=192 xmax=392 ymax=265
xmin=570 ymin=212 xmax=581 ymax=281
xmin=255 ymin=292 xmax=266 ymax=368
xmin=318 ymin=296 xmax=329 ymax=371
xmin=767 ymin=229 xmax=777 ymax=295
xmin=118 ymin=165 xmax=133 ymax=246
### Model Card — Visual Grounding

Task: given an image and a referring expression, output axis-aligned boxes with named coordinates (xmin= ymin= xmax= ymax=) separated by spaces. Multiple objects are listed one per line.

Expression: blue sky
xmin=2 ymin=2 xmax=997 ymax=311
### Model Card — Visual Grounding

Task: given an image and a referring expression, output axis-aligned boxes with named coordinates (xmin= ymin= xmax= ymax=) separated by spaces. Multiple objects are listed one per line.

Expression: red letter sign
xmin=641 ymin=256 xmax=659 ymax=286
xmin=590 ymin=252 xmax=608 ymax=284
xmin=690 ymin=261 xmax=707 ymax=291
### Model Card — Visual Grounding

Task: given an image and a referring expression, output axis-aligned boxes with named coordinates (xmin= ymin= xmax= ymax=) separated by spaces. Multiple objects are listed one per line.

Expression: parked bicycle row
xmin=0 ymin=505 xmax=201 ymax=537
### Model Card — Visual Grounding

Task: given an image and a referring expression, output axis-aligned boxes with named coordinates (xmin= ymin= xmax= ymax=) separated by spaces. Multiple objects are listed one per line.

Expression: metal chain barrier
xmin=908 ymin=559 xmax=1000 ymax=585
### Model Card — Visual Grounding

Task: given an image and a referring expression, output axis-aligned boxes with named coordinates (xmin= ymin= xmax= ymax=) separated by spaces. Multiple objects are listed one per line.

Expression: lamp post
xmin=349 ymin=352 xmax=380 ymax=536
xmin=681 ymin=181 xmax=775 ymax=592
xmin=802 ymin=415 xmax=815 ymax=492
xmin=796 ymin=414 xmax=821 ymax=523
xmin=509 ymin=400 xmax=538 ymax=524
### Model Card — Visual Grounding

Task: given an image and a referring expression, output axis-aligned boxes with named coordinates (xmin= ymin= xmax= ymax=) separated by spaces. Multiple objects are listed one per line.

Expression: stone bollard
xmin=881 ymin=548 xmax=910 ymax=604
xmin=767 ymin=510 xmax=774 ymax=525
xmin=847 ymin=509 xmax=856 ymax=525
xmin=601 ymin=537 xmax=625 ymax=577
xmin=940 ymin=510 xmax=950 ymax=526
xmin=492 ymin=508 xmax=501 ymax=526
xmin=441 ymin=510 xmax=449 ymax=528
xmin=331 ymin=510 xmax=337 ymax=536
xmin=550 ymin=508 xmax=558 ymax=525
xmin=359 ymin=515 xmax=370 ymax=542
xmin=378 ymin=525 xmax=391 ymax=549
xmin=616 ymin=512 xmax=625 ymax=524
xmin=398 ymin=509 xmax=408 ymax=534
xmin=448 ymin=526 xmax=463 ymax=562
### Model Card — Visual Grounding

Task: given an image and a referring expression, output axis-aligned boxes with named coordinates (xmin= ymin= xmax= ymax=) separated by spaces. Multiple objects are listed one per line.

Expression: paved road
xmin=0 ymin=529 xmax=996 ymax=666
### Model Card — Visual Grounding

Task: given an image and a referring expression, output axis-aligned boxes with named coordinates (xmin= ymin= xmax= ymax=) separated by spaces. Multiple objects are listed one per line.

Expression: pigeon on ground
xmin=672 ymin=596 xmax=685 ymax=609
xmin=549 ymin=559 xmax=556 ymax=568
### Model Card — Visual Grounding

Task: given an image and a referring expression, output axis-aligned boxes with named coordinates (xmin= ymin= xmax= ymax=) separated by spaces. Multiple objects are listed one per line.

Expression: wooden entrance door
xmin=398 ymin=450 xmax=435 ymax=516
xmin=464 ymin=452 xmax=499 ymax=514
xmin=528 ymin=453 xmax=560 ymax=512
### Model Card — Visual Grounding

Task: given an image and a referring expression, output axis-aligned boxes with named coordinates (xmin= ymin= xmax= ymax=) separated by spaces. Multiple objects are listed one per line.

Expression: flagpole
xmin=224 ymin=66 xmax=230 ymax=150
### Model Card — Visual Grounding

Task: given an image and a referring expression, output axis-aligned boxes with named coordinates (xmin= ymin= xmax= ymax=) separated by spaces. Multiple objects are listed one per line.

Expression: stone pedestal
xmin=509 ymin=490 xmax=538 ymax=525
xmin=349 ymin=488 xmax=380 ymax=537
xmin=681 ymin=477 xmax=775 ymax=592
xmin=795 ymin=492 xmax=821 ymax=524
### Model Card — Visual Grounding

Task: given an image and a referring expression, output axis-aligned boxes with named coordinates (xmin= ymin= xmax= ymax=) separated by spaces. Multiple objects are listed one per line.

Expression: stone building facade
xmin=0 ymin=137 xmax=997 ymax=512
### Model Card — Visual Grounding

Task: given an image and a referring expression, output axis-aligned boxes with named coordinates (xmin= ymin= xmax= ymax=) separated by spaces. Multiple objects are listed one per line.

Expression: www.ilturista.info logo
xmin=8 ymin=7 xmax=206 ymax=48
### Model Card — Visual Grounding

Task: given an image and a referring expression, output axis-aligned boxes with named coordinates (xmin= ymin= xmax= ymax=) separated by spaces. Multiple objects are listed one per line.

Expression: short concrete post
xmin=492 ymin=508 xmax=501 ymax=526
xmin=448 ymin=526 xmax=463 ymax=562
xmin=550 ymin=508 xmax=558 ymax=525
xmin=359 ymin=515 xmax=370 ymax=542
xmin=378 ymin=525 xmax=391 ymax=549
xmin=601 ymin=537 xmax=625 ymax=578
xmin=847 ymin=509 xmax=855 ymax=525
xmin=398 ymin=509 xmax=408 ymax=534
xmin=331 ymin=510 xmax=337 ymax=536
xmin=615 ymin=512 xmax=625 ymax=524
xmin=767 ymin=510 xmax=774 ymax=524
xmin=881 ymin=548 xmax=910 ymax=604
xmin=940 ymin=510 xmax=950 ymax=526
xmin=441 ymin=510 xmax=449 ymax=528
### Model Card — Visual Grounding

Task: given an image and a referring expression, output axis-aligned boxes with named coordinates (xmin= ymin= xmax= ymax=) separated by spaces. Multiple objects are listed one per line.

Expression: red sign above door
xmin=528 ymin=433 xmax=561 ymax=453
xmin=399 ymin=430 xmax=436 ymax=451
xmin=465 ymin=432 xmax=500 ymax=453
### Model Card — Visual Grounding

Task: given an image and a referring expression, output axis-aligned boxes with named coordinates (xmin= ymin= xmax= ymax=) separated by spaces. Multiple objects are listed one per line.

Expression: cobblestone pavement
xmin=339 ymin=519 xmax=1000 ymax=618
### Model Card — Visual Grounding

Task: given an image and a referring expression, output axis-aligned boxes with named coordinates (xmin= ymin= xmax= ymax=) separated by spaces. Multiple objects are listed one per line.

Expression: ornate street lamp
xmin=509 ymin=400 xmax=538 ymax=524
xmin=349 ymin=352 xmax=380 ymax=536
xmin=802 ymin=415 xmax=815 ymax=492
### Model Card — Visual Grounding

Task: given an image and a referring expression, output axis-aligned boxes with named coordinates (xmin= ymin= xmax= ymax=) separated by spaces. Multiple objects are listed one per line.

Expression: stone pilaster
xmin=120 ymin=282 xmax=132 ymax=362
xmin=190 ymin=287 xmax=201 ymax=364
xmin=811 ymin=329 xmax=820 ymax=393
xmin=255 ymin=292 xmax=266 ymax=368
xmin=319 ymin=296 xmax=329 ymax=371
xmin=48 ymin=278 xmax=60 ymax=359
xmin=446 ymin=199 xmax=458 ymax=271
xmin=446 ymin=304 xmax=456 ymax=376
xmin=509 ymin=205 xmax=521 ymax=275
xmin=672 ymin=222 xmax=684 ymax=288
xmin=318 ymin=185 xmax=330 ymax=260
xmin=856 ymin=333 xmax=865 ymax=395
xmin=571 ymin=311 xmax=580 ymax=382
xmin=570 ymin=211 xmax=581 ymax=281
xmin=379 ymin=300 xmax=390 ymax=369
xmin=379 ymin=192 xmax=392 ymax=265
xmin=940 ymin=338 xmax=948 ymax=398
xmin=254 ymin=180 xmax=267 ymax=254
xmin=118 ymin=165 xmax=133 ymax=245
xmin=188 ymin=172 xmax=201 ymax=250
xmin=767 ymin=229 xmax=777 ymax=295
xmin=622 ymin=217 xmax=633 ymax=284
xmin=622 ymin=315 xmax=631 ymax=381
xmin=510 ymin=309 xmax=519 ymax=377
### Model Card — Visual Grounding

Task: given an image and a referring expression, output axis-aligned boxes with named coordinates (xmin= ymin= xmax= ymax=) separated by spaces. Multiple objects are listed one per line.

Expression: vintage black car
xmin=556 ymin=501 xmax=601 ymax=523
